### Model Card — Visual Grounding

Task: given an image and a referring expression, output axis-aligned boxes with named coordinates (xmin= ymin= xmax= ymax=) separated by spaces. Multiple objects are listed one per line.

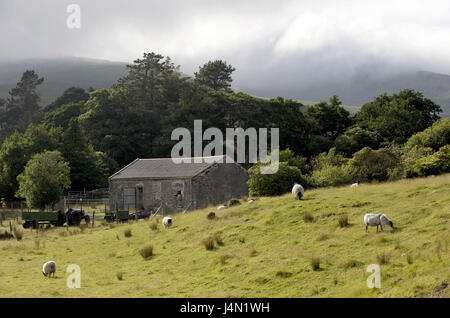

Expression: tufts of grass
xmin=275 ymin=270 xmax=293 ymax=278
xmin=13 ymin=228 xmax=23 ymax=241
xmin=376 ymin=252 xmax=390 ymax=265
xmin=228 ymin=199 xmax=241 ymax=206
xmin=311 ymin=256 xmax=321 ymax=271
xmin=219 ymin=254 xmax=232 ymax=265
xmin=317 ymin=234 xmax=329 ymax=241
xmin=343 ymin=259 xmax=363 ymax=269
xmin=303 ymin=212 xmax=314 ymax=223
xmin=202 ymin=237 xmax=215 ymax=250
xmin=407 ymin=254 xmax=413 ymax=264
xmin=124 ymin=229 xmax=132 ymax=238
xmin=238 ymin=236 xmax=246 ymax=244
xmin=249 ymin=248 xmax=258 ymax=257
xmin=338 ymin=215 xmax=349 ymax=228
xmin=139 ymin=245 xmax=154 ymax=259
xmin=207 ymin=212 xmax=216 ymax=220
xmin=213 ymin=233 xmax=224 ymax=246
xmin=116 ymin=272 xmax=124 ymax=280
xmin=0 ymin=231 xmax=14 ymax=240
xmin=149 ymin=222 xmax=158 ymax=231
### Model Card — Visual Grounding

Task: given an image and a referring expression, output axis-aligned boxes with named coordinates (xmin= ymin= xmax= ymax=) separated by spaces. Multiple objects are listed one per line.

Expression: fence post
xmin=92 ymin=211 xmax=95 ymax=228
xmin=0 ymin=211 xmax=3 ymax=227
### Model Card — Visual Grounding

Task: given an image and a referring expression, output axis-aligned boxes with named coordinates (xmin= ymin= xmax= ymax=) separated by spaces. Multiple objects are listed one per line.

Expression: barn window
xmin=123 ymin=188 xmax=136 ymax=210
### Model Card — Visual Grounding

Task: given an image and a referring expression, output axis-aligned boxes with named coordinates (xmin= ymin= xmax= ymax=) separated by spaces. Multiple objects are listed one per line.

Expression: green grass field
xmin=0 ymin=175 xmax=448 ymax=298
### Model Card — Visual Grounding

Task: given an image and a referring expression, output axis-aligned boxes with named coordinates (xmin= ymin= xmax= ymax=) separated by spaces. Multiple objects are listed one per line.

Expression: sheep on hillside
xmin=162 ymin=216 xmax=173 ymax=228
xmin=248 ymin=199 xmax=255 ymax=204
xmin=364 ymin=214 xmax=394 ymax=232
xmin=350 ymin=181 xmax=361 ymax=188
xmin=217 ymin=205 xmax=227 ymax=210
xmin=292 ymin=183 xmax=305 ymax=200
xmin=42 ymin=261 xmax=56 ymax=278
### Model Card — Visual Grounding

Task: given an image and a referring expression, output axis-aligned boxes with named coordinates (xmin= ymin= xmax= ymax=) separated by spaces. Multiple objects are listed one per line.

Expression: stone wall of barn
xmin=109 ymin=178 xmax=191 ymax=214
xmin=191 ymin=163 xmax=249 ymax=209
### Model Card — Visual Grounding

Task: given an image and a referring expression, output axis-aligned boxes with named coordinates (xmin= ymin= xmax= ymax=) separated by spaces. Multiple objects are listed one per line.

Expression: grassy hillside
xmin=0 ymin=175 xmax=449 ymax=298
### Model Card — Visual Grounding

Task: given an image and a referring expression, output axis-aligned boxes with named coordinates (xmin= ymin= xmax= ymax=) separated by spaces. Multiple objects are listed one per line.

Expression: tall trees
xmin=0 ymin=70 xmax=44 ymax=141
xmin=194 ymin=60 xmax=235 ymax=92
xmin=60 ymin=119 xmax=110 ymax=191
xmin=304 ymin=95 xmax=352 ymax=155
xmin=355 ymin=89 xmax=442 ymax=143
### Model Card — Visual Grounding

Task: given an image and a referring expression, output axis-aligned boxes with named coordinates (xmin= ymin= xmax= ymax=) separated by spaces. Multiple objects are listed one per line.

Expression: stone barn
xmin=109 ymin=156 xmax=249 ymax=213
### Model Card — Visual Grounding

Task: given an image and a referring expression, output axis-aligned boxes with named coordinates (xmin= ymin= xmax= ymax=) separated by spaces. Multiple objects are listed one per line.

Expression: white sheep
xmin=291 ymin=183 xmax=305 ymax=200
xmin=350 ymin=181 xmax=360 ymax=188
xmin=42 ymin=261 xmax=56 ymax=278
xmin=364 ymin=213 xmax=394 ymax=232
xmin=217 ymin=205 xmax=227 ymax=210
xmin=248 ymin=199 xmax=255 ymax=204
xmin=162 ymin=216 xmax=173 ymax=228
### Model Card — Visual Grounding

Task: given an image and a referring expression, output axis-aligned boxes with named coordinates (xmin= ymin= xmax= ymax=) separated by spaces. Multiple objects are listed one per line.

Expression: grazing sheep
xmin=364 ymin=214 xmax=394 ymax=232
xmin=162 ymin=216 xmax=173 ymax=228
xmin=248 ymin=199 xmax=255 ymax=204
xmin=42 ymin=261 xmax=56 ymax=278
xmin=350 ymin=181 xmax=360 ymax=188
xmin=291 ymin=183 xmax=305 ymax=200
xmin=217 ymin=205 xmax=227 ymax=210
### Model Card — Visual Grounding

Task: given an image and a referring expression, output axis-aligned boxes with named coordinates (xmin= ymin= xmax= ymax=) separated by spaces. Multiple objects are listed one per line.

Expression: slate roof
xmin=109 ymin=156 xmax=227 ymax=180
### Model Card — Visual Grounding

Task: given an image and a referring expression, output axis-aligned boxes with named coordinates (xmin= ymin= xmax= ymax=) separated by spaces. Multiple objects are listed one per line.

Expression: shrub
xmin=309 ymin=164 xmax=355 ymax=187
xmin=404 ymin=118 xmax=450 ymax=151
xmin=303 ymin=212 xmax=314 ymax=223
xmin=412 ymin=145 xmax=450 ymax=176
xmin=13 ymin=228 xmax=23 ymax=241
xmin=124 ymin=228 xmax=132 ymax=237
xmin=203 ymin=237 xmax=215 ymax=250
xmin=228 ymin=199 xmax=241 ymax=206
xmin=338 ymin=215 xmax=349 ymax=228
xmin=116 ymin=272 xmax=124 ymax=280
xmin=311 ymin=257 xmax=321 ymax=271
xmin=248 ymin=162 xmax=309 ymax=196
xmin=139 ymin=245 xmax=153 ymax=259
xmin=350 ymin=147 xmax=400 ymax=181
xmin=206 ymin=212 xmax=216 ymax=220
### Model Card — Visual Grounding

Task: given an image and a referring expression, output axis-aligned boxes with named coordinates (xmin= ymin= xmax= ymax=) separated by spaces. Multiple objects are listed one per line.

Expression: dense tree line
xmin=0 ymin=51 xmax=446 ymax=205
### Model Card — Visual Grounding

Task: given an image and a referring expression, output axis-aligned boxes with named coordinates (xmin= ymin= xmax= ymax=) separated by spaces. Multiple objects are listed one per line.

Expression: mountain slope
xmin=0 ymin=57 xmax=127 ymax=106
xmin=0 ymin=174 xmax=448 ymax=297
xmin=1 ymin=57 xmax=450 ymax=117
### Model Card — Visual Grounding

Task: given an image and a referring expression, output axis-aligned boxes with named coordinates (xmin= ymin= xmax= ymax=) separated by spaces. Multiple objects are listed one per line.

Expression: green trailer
xmin=104 ymin=210 xmax=130 ymax=223
xmin=22 ymin=212 xmax=64 ymax=229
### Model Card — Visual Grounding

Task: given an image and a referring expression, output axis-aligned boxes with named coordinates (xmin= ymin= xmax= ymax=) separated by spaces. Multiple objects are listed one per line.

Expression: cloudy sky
xmin=2 ymin=0 xmax=450 ymax=93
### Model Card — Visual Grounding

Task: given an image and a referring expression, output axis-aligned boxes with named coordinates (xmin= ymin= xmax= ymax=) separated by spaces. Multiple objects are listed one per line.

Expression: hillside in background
xmin=0 ymin=57 xmax=127 ymax=106
xmin=0 ymin=175 xmax=448 ymax=297
xmin=1 ymin=57 xmax=450 ymax=116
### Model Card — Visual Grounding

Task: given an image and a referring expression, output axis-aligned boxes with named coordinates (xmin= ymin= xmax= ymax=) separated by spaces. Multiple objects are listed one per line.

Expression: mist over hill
xmin=0 ymin=57 xmax=449 ymax=117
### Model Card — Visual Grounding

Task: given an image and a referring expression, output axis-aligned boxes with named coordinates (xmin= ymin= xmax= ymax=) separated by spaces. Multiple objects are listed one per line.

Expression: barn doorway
xmin=123 ymin=188 xmax=136 ymax=210
xmin=137 ymin=186 xmax=144 ymax=210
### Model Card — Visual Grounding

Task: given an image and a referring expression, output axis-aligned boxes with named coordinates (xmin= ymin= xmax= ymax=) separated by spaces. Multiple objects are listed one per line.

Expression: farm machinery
xmin=22 ymin=209 xmax=90 ymax=229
